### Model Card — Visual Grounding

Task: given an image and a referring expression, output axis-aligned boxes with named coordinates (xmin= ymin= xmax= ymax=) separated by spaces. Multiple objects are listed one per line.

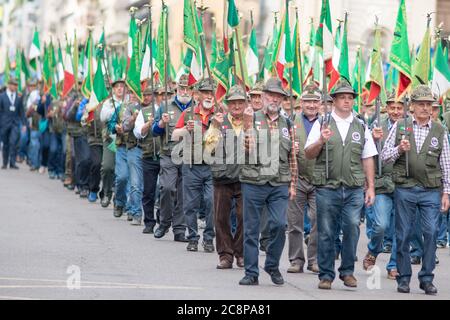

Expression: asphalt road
xmin=1 ymin=163 xmax=449 ymax=300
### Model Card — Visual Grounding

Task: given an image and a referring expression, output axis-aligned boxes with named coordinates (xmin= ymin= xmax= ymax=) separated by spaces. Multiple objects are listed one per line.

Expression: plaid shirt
xmin=381 ymin=117 xmax=450 ymax=193
xmin=263 ymin=112 xmax=298 ymax=196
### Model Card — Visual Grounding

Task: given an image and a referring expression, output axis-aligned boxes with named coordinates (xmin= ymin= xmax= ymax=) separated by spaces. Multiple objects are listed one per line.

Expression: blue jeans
xmin=365 ymin=205 xmax=374 ymax=239
xmin=395 ymin=187 xmax=441 ymax=284
xmin=39 ymin=130 xmax=50 ymax=168
xmin=316 ymin=187 xmax=363 ymax=281
xmin=49 ymin=132 xmax=64 ymax=175
xmin=383 ymin=209 xmax=395 ymax=247
xmin=410 ymin=209 xmax=424 ymax=258
xmin=304 ymin=205 xmax=311 ymax=235
xmin=115 ymin=146 xmax=130 ymax=210
xmin=18 ymin=124 xmax=29 ymax=160
xmin=437 ymin=211 xmax=449 ymax=244
xmin=182 ymin=164 xmax=214 ymax=242
xmin=28 ymin=130 xmax=41 ymax=169
xmin=367 ymin=193 xmax=397 ymax=270
xmin=242 ymin=183 xmax=289 ymax=277
xmin=127 ymin=147 xmax=143 ymax=218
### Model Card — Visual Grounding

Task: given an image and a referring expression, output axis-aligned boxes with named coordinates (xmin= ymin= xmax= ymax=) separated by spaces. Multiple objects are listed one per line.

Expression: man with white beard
xmin=172 ymin=78 xmax=216 ymax=253
xmin=151 ymin=75 xmax=192 ymax=242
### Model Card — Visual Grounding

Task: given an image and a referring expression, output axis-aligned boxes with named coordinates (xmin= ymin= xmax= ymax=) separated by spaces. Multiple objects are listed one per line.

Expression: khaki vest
xmin=210 ymin=115 xmax=242 ymax=184
xmin=140 ymin=106 xmax=160 ymax=160
xmin=239 ymin=111 xmax=292 ymax=186
xmin=312 ymin=116 xmax=366 ymax=188
xmin=160 ymin=99 xmax=187 ymax=156
xmin=125 ymin=103 xmax=142 ymax=150
xmin=293 ymin=113 xmax=317 ymax=184
xmin=392 ymin=118 xmax=445 ymax=189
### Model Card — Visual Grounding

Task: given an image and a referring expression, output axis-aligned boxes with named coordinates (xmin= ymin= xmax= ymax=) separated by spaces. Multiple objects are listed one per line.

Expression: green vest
xmin=392 ymin=118 xmax=445 ymax=189
xmin=312 ymin=116 xmax=366 ymax=188
xmin=374 ymin=118 xmax=395 ymax=194
xmin=293 ymin=113 xmax=317 ymax=184
xmin=125 ymin=103 xmax=141 ymax=150
xmin=160 ymin=99 xmax=186 ymax=156
xmin=87 ymin=107 xmax=103 ymax=146
xmin=115 ymin=102 xmax=128 ymax=147
xmin=141 ymin=106 xmax=161 ymax=160
xmin=210 ymin=115 xmax=242 ymax=184
xmin=239 ymin=111 xmax=292 ymax=186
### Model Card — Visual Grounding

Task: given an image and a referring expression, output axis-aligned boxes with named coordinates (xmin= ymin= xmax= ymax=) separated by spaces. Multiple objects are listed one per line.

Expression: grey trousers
xmin=100 ymin=140 xmax=115 ymax=198
xmin=159 ymin=155 xmax=186 ymax=235
xmin=287 ymin=178 xmax=318 ymax=267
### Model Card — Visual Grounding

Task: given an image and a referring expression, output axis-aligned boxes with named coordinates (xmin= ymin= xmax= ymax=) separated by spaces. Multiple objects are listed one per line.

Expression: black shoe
xmin=67 ymin=184 xmax=75 ymax=191
xmin=126 ymin=213 xmax=133 ymax=221
xmin=264 ymin=267 xmax=284 ymax=285
xmin=10 ymin=165 xmax=19 ymax=170
xmin=154 ymin=226 xmax=169 ymax=239
xmin=411 ymin=256 xmax=421 ymax=265
xmin=1 ymin=165 xmax=7 ymax=169
xmin=397 ymin=282 xmax=410 ymax=293
xmin=143 ymin=225 xmax=155 ymax=234
xmin=239 ymin=275 xmax=259 ymax=286
xmin=101 ymin=196 xmax=111 ymax=208
xmin=187 ymin=240 xmax=198 ymax=252
xmin=419 ymin=282 xmax=438 ymax=295
xmin=174 ymin=233 xmax=188 ymax=242
xmin=202 ymin=240 xmax=215 ymax=252
xmin=435 ymin=255 xmax=439 ymax=265
xmin=114 ymin=206 xmax=124 ymax=218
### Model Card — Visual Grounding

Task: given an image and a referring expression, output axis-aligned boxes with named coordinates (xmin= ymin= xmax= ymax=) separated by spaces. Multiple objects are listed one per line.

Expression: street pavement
xmin=1 ymin=163 xmax=449 ymax=300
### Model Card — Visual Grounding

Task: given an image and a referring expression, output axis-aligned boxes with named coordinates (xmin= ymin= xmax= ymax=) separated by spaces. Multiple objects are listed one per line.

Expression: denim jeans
xmin=410 ymin=208 xmax=424 ymax=258
xmin=242 ymin=183 xmax=289 ymax=278
xmin=437 ymin=211 xmax=449 ymax=244
xmin=73 ymin=136 xmax=91 ymax=190
xmin=18 ymin=124 xmax=29 ymax=160
xmin=367 ymin=193 xmax=397 ymax=270
xmin=394 ymin=187 xmax=441 ymax=284
xmin=316 ymin=187 xmax=363 ymax=281
xmin=114 ymin=146 xmax=131 ymax=210
xmin=383 ymin=209 xmax=395 ymax=247
xmin=28 ymin=130 xmax=41 ymax=169
xmin=49 ymin=132 xmax=64 ymax=175
xmin=39 ymin=130 xmax=50 ymax=168
xmin=365 ymin=205 xmax=374 ymax=239
xmin=182 ymin=164 xmax=214 ymax=242
xmin=127 ymin=147 xmax=143 ymax=218
xmin=304 ymin=205 xmax=311 ymax=235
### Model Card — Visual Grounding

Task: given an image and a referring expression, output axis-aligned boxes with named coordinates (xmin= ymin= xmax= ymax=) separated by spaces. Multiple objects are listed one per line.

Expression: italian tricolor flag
xmin=274 ymin=0 xmax=293 ymax=88
xmin=62 ymin=42 xmax=75 ymax=98
xmin=432 ymin=39 xmax=450 ymax=100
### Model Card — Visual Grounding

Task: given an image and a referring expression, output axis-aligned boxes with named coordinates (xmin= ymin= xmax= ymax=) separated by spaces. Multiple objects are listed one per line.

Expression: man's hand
xmin=116 ymin=124 xmax=124 ymax=134
xmin=158 ymin=113 xmax=170 ymax=128
xmin=365 ymin=187 xmax=376 ymax=207
xmin=243 ymin=106 xmax=254 ymax=131
xmin=372 ymin=127 xmax=384 ymax=141
xmin=398 ymin=138 xmax=411 ymax=154
xmin=441 ymin=193 xmax=450 ymax=212
xmin=319 ymin=125 xmax=333 ymax=144
xmin=289 ymin=186 xmax=296 ymax=201
xmin=212 ymin=112 xmax=224 ymax=129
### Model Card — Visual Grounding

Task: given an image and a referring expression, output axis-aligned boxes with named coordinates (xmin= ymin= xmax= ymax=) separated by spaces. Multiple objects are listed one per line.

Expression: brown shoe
xmin=339 ymin=274 xmax=357 ymax=288
xmin=363 ymin=252 xmax=377 ymax=271
xmin=236 ymin=257 xmax=244 ymax=268
xmin=307 ymin=264 xmax=320 ymax=274
xmin=387 ymin=269 xmax=399 ymax=280
xmin=63 ymin=177 xmax=72 ymax=186
xmin=216 ymin=260 xmax=232 ymax=269
xmin=287 ymin=263 xmax=303 ymax=273
xmin=318 ymin=279 xmax=332 ymax=290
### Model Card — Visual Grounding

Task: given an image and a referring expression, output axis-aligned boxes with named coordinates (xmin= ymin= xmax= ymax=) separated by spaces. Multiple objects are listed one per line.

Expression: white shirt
xmin=100 ymin=96 xmax=121 ymax=123
xmin=305 ymin=111 xmax=378 ymax=159
xmin=26 ymin=90 xmax=41 ymax=110
xmin=133 ymin=110 xmax=147 ymax=139
xmin=6 ymin=89 xmax=16 ymax=105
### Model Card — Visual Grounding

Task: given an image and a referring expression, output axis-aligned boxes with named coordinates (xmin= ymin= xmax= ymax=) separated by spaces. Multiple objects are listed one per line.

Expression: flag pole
xmin=322 ymin=33 xmax=330 ymax=180
xmin=144 ymin=2 xmax=157 ymax=159
xmin=161 ymin=1 xmax=169 ymax=145
xmin=296 ymin=8 xmax=304 ymax=93
xmin=233 ymin=22 xmax=249 ymax=107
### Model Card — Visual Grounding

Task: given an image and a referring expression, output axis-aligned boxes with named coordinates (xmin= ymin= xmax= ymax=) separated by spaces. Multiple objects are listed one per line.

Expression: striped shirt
xmin=381 ymin=117 xmax=450 ymax=193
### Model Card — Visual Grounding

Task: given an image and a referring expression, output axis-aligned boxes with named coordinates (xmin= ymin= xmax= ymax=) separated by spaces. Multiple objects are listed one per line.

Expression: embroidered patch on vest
xmin=352 ymin=132 xmax=361 ymax=142
xmin=430 ymin=137 xmax=439 ymax=148
xmin=282 ymin=127 xmax=289 ymax=139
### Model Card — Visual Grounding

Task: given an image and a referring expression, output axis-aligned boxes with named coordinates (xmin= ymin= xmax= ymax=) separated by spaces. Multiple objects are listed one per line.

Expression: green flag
xmin=292 ymin=13 xmax=303 ymax=96
xmin=29 ymin=29 xmax=41 ymax=71
xmin=81 ymin=33 xmax=93 ymax=98
xmin=351 ymin=46 xmax=364 ymax=112
xmin=389 ymin=0 xmax=412 ymax=99
xmin=338 ymin=15 xmax=349 ymax=82
xmin=366 ymin=27 xmax=385 ymax=104
xmin=156 ymin=4 xmax=169 ymax=84
xmin=126 ymin=18 xmax=144 ymax=102
xmin=412 ymin=24 xmax=431 ymax=88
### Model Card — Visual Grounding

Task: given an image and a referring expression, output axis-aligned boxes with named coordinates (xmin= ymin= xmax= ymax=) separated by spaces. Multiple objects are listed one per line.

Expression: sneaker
xmin=264 ymin=267 xmax=284 ymax=285
xmin=187 ymin=241 xmax=198 ymax=252
xmin=383 ymin=244 xmax=392 ymax=253
xmin=239 ymin=275 xmax=259 ymax=286
xmin=287 ymin=263 xmax=303 ymax=273
xmin=38 ymin=167 xmax=46 ymax=174
xmin=48 ymin=172 xmax=56 ymax=180
xmin=198 ymin=219 xmax=206 ymax=229
xmin=88 ymin=192 xmax=98 ymax=203
xmin=131 ymin=217 xmax=142 ymax=226
xmin=437 ymin=241 xmax=447 ymax=249
xmin=363 ymin=252 xmax=377 ymax=271
xmin=202 ymin=240 xmax=215 ymax=253
xmin=127 ymin=213 xmax=133 ymax=221
xmin=101 ymin=196 xmax=111 ymax=208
